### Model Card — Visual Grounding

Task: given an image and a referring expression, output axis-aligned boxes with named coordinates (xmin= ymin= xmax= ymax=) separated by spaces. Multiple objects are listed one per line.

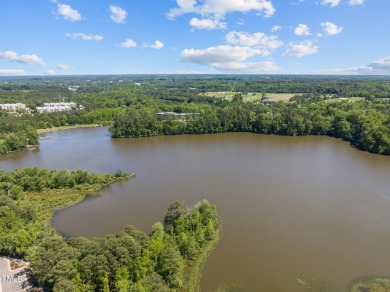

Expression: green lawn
xmin=325 ymin=97 xmax=365 ymax=103
xmin=200 ymin=92 xmax=298 ymax=102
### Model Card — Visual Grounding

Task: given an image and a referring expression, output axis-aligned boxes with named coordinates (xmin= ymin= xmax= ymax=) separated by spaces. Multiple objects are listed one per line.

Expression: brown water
xmin=1 ymin=127 xmax=390 ymax=291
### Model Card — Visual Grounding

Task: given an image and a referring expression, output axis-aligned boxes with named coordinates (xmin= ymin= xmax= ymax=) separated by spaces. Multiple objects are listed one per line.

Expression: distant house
xmin=260 ymin=99 xmax=277 ymax=104
xmin=157 ymin=112 xmax=200 ymax=121
xmin=0 ymin=103 xmax=27 ymax=112
xmin=68 ymin=85 xmax=80 ymax=91
xmin=36 ymin=102 xmax=82 ymax=113
xmin=0 ymin=103 xmax=30 ymax=114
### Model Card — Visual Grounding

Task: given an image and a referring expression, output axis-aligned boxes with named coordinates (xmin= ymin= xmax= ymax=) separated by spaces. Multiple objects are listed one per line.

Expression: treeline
xmin=2 ymin=75 xmax=390 ymax=108
xmin=0 ymin=167 xmax=219 ymax=291
xmin=110 ymin=99 xmax=390 ymax=155
xmin=0 ymin=108 xmax=122 ymax=156
xmin=28 ymin=200 xmax=219 ymax=291
xmin=1 ymin=75 xmax=390 ymax=156
xmin=0 ymin=112 xmax=38 ymax=155
xmin=0 ymin=168 xmax=130 ymax=258
xmin=0 ymin=168 xmax=131 ymax=199
xmin=0 ymin=181 xmax=219 ymax=291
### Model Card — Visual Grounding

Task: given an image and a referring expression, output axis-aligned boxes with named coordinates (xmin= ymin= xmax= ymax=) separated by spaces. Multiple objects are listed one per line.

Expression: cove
xmin=1 ymin=127 xmax=390 ymax=291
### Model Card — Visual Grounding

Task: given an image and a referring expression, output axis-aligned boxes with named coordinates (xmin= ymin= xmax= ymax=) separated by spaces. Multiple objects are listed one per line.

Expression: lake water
xmin=1 ymin=127 xmax=390 ymax=291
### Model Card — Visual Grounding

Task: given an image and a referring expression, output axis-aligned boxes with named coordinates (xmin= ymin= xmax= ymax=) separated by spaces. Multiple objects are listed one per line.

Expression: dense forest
xmin=0 ymin=167 xmax=220 ymax=291
xmin=0 ymin=168 xmax=131 ymax=257
xmin=110 ymin=98 xmax=390 ymax=155
xmin=1 ymin=75 xmax=390 ymax=155
xmin=30 ymin=200 xmax=219 ymax=291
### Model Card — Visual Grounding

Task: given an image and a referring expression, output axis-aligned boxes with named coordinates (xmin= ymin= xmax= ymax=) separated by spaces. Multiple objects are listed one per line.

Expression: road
xmin=0 ymin=258 xmax=27 ymax=292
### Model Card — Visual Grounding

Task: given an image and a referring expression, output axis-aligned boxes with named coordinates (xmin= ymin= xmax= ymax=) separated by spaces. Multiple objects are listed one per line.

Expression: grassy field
xmin=325 ymin=97 xmax=365 ymax=103
xmin=28 ymin=191 xmax=86 ymax=219
xmin=264 ymin=93 xmax=298 ymax=101
xmin=37 ymin=124 xmax=101 ymax=134
xmin=200 ymin=92 xmax=297 ymax=102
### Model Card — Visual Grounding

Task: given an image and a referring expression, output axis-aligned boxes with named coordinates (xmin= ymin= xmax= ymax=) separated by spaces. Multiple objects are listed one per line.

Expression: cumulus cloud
xmin=315 ymin=57 xmax=390 ymax=75
xmin=320 ymin=22 xmax=343 ymax=36
xmin=120 ymin=39 xmax=137 ymax=48
xmin=56 ymin=63 xmax=70 ymax=70
xmin=368 ymin=56 xmax=390 ymax=71
xmin=348 ymin=0 xmax=365 ymax=5
xmin=225 ymin=31 xmax=283 ymax=54
xmin=180 ymin=45 xmax=279 ymax=73
xmin=0 ymin=51 xmax=46 ymax=66
xmin=211 ymin=61 xmax=279 ymax=72
xmin=55 ymin=4 xmax=81 ymax=22
xmin=65 ymin=33 xmax=103 ymax=41
xmin=181 ymin=45 xmax=260 ymax=63
xmin=271 ymin=25 xmax=281 ymax=32
xmin=45 ymin=69 xmax=56 ymax=75
xmin=0 ymin=69 xmax=27 ymax=76
xmin=109 ymin=5 xmax=127 ymax=24
xmin=283 ymin=40 xmax=318 ymax=58
xmin=294 ymin=24 xmax=311 ymax=36
xmin=167 ymin=0 xmax=276 ymax=29
xmin=190 ymin=17 xmax=226 ymax=30
xmin=145 ymin=40 xmax=165 ymax=50
xmin=321 ymin=0 xmax=341 ymax=7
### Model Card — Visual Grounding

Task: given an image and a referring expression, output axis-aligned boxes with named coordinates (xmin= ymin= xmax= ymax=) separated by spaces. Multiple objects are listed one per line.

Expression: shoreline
xmin=182 ymin=228 xmax=222 ymax=292
xmin=37 ymin=124 xmax=102 ymax=134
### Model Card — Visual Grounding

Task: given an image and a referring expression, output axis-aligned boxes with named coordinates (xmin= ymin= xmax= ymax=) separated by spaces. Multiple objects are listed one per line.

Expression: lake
xmin=1 ymin=127 xmax=390 ymax=291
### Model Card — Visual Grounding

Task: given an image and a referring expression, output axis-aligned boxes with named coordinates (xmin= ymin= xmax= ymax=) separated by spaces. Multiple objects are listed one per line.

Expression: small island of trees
xmin=0 ymin=167 xmax=220 ymax=291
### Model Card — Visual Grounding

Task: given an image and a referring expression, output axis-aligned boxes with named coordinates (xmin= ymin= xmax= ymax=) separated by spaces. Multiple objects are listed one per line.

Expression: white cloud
xmin=368 ymin=56 xmax=390 ymax=71
xmin=56 ymin=63 xmax=70 ymax=70
xmin=109 ymin=5 xmax=127 ymax=24
xmin=320 ymin=0 xmax=341 ymax=7
xmin=65 ymin=33 xmax=103 ymax=41
xmin=190 ymin=17 xmax=226 ymax=30
xmin=181 ymin=45 xmax=260 ymax=63
xmin=348 ymin=0 xmax=365 ymax=5
xmin=120 ymin=39 xmax=137 ymax=48
xmin=237 ymin=19 xmax=245 ymax=26
xmin=315 ymin=57 xmax=390 ymax=75
xmin=271 ymin=25 xmax=281 ymax=32
xmin=180 ymin=45 xmax=279 ymax=73
xmin=283 ymin=40 xmax=318 ymax=58
xmin=320 ymin=22 xmax=343 ymax=36
xmin=0 ymin=50 xmax=46 ymax=66
xmin=0 ymin=69 xmax=27 ymax=76
xmin=314 ymin=66 xmax=372 ymax=75
xmin=294 ymin=24 xmax=311 ymax=36
xmin=167 ymin=0 xmax=276 ymax=19
xmin=55 ymin=4 xmax=81 ymax=22
xmin=145 ymin=40 xmax=165 ymax=50
xmin=225 ymin=31 xmax=283 ymax=53
xmin=45 ymin=69 xmax=56 ymax=75
xmin=212 ymin=61 xmax=279 ymax=72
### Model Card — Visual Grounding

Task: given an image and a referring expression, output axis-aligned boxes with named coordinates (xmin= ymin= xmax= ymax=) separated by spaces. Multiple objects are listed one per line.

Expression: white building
xmin=68 ymin=85 xmax=80 ymax=91
xmin=0 ymin=103 xmax=28 ymax=112
xmin=36 ymin=102 xmax=78 ymax=113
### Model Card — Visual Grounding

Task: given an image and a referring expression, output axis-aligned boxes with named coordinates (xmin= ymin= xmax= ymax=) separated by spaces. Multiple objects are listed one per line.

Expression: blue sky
xmin=1 ymin=0 xmax=389 ymax=75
